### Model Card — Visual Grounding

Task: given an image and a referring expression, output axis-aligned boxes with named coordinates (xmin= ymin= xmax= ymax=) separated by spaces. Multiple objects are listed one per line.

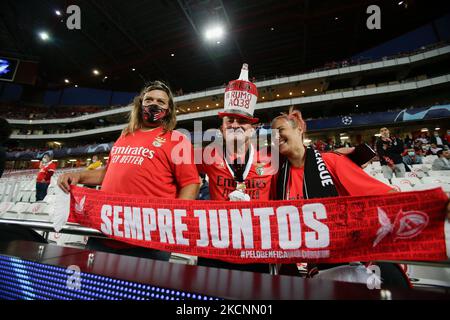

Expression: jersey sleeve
xmin=326 ymin=153 xmax=394 ymax=196
xmin=171 ymin=132 xmax=201 ymax=189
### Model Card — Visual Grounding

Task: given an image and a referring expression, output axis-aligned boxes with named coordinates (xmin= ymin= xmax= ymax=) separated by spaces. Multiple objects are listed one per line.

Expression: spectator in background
xmin=36 ymin=153 xmax=57 ymax=201
xmin=428 ymin=143 xmax=443 ymax=156
xmin=432 ymin=149 xmax=450 ymax=171
xmin=197 ymin=173 xmax=210 ymax=200
xmin=415 ymin=132 xmax=429 ymax=145
xmin=430 ymin=130 xmax=446 ymax=148
xmin=404 ymin=134 xmax=413 ymax=148
xmin=86 ymin=155 xmax=102 ymax=170
xmin=0 ymin=118 xmax=12 ymax=178
xmin=376 ymin=127 xmax=405 ymax=179
xmin=445 ymin=129 xmax=450 ymax=146
xmin=403 ymin=148 xmax=423 ymax=165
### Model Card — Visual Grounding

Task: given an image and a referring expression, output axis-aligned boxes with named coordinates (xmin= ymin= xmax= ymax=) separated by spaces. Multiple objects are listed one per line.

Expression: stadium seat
xmin=391 ymin=177 xmax=422 ymax=187
xmin=0 ymin=202 xmax=14 ymax=217
xmin=423 ymin=155 xmax=438 ymax=164
xmin=428 ymin=171 xmax=450 ymax=177
xmin=390 ymin=182 xmax=414 ymax=192
xmin=414 ymin=182 xmax=450 ymax=193
xmin=23 ymin=202 xmax=49 ymax=215
xmin=7 ymin=202 xmax=30 ymax=214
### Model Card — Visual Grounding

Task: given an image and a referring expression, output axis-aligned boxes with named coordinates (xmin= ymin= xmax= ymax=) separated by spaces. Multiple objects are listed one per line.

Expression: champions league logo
xmin=394 ymin=105 xmax=450 ymax=122
xmin=341 ymin=116 xmax=352 ymax=125
xmin=0 ymin=59 xmax=10 ymax=75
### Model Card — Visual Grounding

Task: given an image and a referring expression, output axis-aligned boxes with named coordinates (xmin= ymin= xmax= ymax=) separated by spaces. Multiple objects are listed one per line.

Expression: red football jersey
xmin=281 ymin=152 xmax=394 ymax=200
xmin=36 ymin=161 xmax=57 ymax=183
xmin=198 ymin=144 xmax=277 ymax=201
xmin=101 ymin=127 xmax=200 ymax=198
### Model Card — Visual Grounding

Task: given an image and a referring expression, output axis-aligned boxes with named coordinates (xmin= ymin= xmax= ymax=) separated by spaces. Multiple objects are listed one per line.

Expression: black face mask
xmin=142 ymin=104 xmax=167 ymax=123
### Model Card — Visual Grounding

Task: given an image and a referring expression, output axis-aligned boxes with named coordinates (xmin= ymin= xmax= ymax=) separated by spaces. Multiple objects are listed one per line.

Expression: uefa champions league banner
xmin=307 ymin=104 xmax=450 ymax=131
xmin=53 ymin=186 xmax=450 ymax=264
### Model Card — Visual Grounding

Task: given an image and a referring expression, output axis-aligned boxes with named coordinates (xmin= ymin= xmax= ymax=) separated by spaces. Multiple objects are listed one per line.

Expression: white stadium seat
xmin=390 ymin=183 xmax=414 ymax=192
xmin=0 ymin=202 xmax=14 ymax=217
xmin=7 ymin=202 xmax=30 ymax=214
xmin=428 ymin=170 xmax=450 ymax=177
xmin=391 ymin=177 xmax=422 ymax=187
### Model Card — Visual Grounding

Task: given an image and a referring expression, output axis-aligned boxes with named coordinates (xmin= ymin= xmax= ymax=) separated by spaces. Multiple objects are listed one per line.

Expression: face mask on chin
xmin=142 ymin=104 xmax=167 ymax=126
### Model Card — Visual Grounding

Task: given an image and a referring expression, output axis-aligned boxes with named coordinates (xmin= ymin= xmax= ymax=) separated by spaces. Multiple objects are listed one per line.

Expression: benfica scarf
xmin=276 ymin=147 xmax=338 ymax=200
xmin=53 ymin=186 xmax=450 ymax=264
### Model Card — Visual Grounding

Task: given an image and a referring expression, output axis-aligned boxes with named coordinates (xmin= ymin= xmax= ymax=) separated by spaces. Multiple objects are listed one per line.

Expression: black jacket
xmin=376 ymin=137 xmax=404 ymax=165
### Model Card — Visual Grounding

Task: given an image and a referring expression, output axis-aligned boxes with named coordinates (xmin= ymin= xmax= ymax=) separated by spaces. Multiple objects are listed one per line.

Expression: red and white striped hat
xmin=218 ymin=63 xmax=259 ymax=124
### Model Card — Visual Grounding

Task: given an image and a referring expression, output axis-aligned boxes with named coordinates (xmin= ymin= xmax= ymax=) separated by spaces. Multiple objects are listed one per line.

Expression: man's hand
xmin=57 ymin=172 xmax=81 ymax=194
xmin=229 ymin=190 xmax=251 ymax=201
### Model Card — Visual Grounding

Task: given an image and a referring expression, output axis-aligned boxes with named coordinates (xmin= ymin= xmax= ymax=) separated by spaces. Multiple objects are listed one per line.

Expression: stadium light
xmin=39 ymin=31 xmax=50 ymax=41
xmin=64 ymin=79 xmax=70 ymax=84
xmin=55 ymin=10 xmax=61 ymax=16
xmin=92 ymin=69 xmax=100 ymax=75
xmin=204 ymin=25 xmax=225 ymax=41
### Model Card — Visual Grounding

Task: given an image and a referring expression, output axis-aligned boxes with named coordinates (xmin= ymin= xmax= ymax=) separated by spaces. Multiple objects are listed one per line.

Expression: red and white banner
xmin=59 ymin=186 xmax=450 ymax=264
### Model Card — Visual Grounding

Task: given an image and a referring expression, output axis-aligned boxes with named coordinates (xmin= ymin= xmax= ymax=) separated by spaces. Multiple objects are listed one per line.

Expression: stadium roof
xmin=1 ymin=0 xmax=449 ymax=92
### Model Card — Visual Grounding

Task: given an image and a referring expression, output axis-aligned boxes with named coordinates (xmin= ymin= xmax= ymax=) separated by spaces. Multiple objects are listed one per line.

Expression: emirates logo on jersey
xmin=152 ymin=136 xmax=166 ymax=147
xmin=373 ymin=207 xmax=429 ymax=247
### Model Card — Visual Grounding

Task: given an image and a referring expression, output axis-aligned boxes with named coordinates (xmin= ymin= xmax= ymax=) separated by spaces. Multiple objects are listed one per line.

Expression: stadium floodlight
xmin=55 ymin=10 xmax=61 ymax=16
xmin=39 ymin=31 xmax=50 ymax=41
xmin=204 ymin=25 xmax=225 ymax=41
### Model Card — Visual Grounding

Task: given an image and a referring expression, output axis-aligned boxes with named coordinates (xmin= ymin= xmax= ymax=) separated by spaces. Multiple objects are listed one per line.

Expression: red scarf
xmin=59 ymin=186 xmax=449 ymax=264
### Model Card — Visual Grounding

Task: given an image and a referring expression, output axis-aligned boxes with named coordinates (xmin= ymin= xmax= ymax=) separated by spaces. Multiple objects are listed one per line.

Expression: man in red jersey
xmin=58 ymin=81 xmax=200 ymax=261
xmin=36 ymin=153 xmax=57 ymax=201
xmin=198 ymin=64 xmax=277 ymax=202
xmin=196 ymin=64 xmax=277 ymax=272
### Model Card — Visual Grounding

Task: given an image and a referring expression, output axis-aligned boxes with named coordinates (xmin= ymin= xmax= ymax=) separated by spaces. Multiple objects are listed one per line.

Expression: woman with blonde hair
xmin=58 ymin=80 xmax=200 ymax=261
xmin=271 ymin=107 xmax=394 ymax=201
xmin=270 ymin=107 xmax=417 ymax=286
